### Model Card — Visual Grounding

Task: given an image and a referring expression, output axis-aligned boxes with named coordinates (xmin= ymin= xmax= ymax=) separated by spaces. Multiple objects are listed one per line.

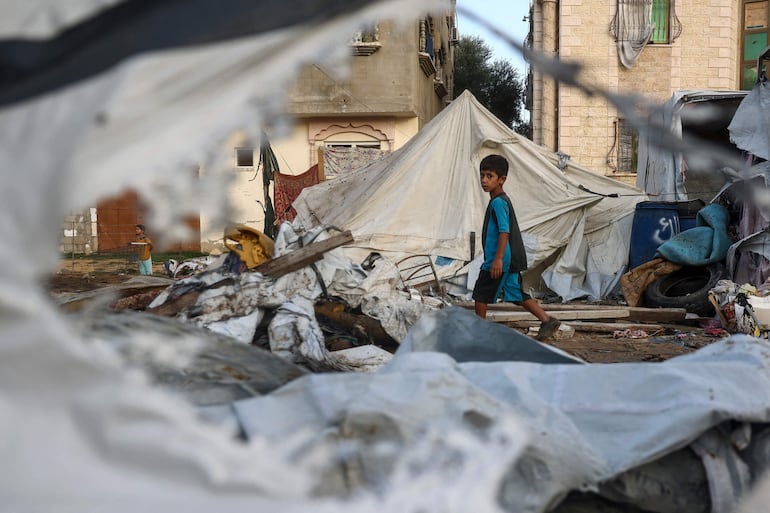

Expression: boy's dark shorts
xmin=472 ymin=270 xmax=531 ymax=304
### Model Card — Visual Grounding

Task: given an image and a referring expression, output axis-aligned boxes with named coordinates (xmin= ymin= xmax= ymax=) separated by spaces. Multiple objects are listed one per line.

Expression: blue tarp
xmin=655 ymin=203 xmax=730 ymax=265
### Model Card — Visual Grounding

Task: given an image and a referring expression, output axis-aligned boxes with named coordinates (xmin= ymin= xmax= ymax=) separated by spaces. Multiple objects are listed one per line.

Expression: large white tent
xmin=294 ymin=91 xmax=647 ymax=301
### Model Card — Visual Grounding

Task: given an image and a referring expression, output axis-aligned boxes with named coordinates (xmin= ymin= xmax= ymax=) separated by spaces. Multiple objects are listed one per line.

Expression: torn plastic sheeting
xmin=690 ymin=427 xmax=752 ymax=513
xmin=331 ymin=344 xmax=394 ymax=372
xmin=205 ymin=308 xmax=263 ymax=344
xmin=266 ymin=296 xmax=394 ymax=373
xmin=268 ymin=297 xmax=336 ymax=370
xmin=742 ymin=426 xmax=770 ymax=480
xmin=729 ymin=81 xmax=770 ymax=161
xmin=232 ymin=351 xmax=534 ymax=500
xmin=398 ymin=306 xmax=583 ymax=364
xmin=232 ymin=307 xmax=770 ymax=513
xmin=0 ymin=305 xmax=320 ymax=511
xmin=76 ymin=310 xmax=307 ymax=406
xmin=335 ymin=252 xmax=441 ymax=342
xmin=726 ymin=229 xmax=770 ymax=287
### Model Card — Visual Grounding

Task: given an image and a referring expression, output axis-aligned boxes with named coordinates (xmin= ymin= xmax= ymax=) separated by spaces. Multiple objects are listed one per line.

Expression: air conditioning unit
xmin=449 ymin=26 xmax=459 ymax=45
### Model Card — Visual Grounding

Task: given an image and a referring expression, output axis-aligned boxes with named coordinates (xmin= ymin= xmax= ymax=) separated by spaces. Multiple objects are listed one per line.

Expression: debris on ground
xmin=46 ymin=217 xmax=770 ymax=513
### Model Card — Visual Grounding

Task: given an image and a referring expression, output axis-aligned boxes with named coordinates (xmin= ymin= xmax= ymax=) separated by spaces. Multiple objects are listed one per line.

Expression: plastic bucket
xmin=629 ymin=202 xmax=681 ymax=269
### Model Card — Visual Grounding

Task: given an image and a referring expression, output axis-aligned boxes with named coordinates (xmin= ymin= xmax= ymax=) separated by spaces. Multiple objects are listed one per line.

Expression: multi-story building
xmin=62 ymin=8 xmax=458 ymax=254
xmin=279 ymin=14 xmax=456 ymax=168
xmin=528 ymin=0 xmax=761 ymax=183
xmin=203 ymin=8 xmax=457 ymax=248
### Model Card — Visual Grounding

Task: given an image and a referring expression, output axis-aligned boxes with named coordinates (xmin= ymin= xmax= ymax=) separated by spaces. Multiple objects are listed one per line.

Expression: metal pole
xmin=71 ymin=219 xmax=76 ymax=271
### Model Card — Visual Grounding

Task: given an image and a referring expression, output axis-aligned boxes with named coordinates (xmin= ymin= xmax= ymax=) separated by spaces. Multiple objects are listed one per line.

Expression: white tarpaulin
xmin=232 ymin=307 xmax=770 ymax=513
xmin=636 ymin=90 xmax=749 ymax=201
xmin=294 ymin=91 xmax=646 ymax=300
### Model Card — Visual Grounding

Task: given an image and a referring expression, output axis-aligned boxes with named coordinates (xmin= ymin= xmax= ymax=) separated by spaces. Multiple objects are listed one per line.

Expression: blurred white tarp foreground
xmin=4 ymin=2 xmax=770 ymax=512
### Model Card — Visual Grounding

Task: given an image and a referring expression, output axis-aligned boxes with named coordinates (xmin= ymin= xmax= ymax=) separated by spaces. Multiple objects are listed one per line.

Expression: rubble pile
xmin=63 ymin=223 xmax=446 ymax=373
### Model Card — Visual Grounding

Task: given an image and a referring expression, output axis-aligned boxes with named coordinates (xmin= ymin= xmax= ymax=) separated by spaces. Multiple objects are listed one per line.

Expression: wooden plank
xmin=317 ymin=146 xmax=326 ymax=181
xmin=457 ymin=301 xmax=604 ymax=311
xmin=502 ymin=320 xmax=666 ymax=333
xmin=485 ymin=309 xmax=631 ymax=322
xmin=254 ymin=230 xmax=354 ymax=278
xmin=146 ymin=290 xmax=200 ymax=316
xmin=456 ymin=302 xmax=686 ymax=322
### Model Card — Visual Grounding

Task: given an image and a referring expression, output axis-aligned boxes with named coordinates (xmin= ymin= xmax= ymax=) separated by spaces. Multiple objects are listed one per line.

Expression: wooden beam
xmin=317 ymin=146 xmax=326 ymax=181
xmin=485 ymin=309 xmax=631 ymax=322
xmin=456 ymin=302 xmax=686 ymax=322
xmin=502 ymin=320 xmax=666 ymax=333
xmin=254 ymin=230 xmax=354 ymax=278
xmin=147 ymin=290 xmax=200 ymax=316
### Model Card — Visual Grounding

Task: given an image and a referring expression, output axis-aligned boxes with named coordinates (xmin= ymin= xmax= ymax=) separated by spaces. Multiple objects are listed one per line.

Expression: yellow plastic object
xmin=223 ymin=224 xmax=274 ymax=269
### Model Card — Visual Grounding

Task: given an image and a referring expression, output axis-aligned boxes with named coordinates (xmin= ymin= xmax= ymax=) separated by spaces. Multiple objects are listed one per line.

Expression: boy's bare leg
xmin=474 ymin=301 xmax=488 ymax=319
xmin=520 ymin=298 xmax=549 ymax=322
xmin=520 ymin=298 xmax=561 ymax=340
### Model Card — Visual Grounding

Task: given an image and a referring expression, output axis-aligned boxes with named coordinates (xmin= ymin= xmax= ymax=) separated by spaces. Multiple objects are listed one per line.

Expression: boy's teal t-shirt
xmin=481 ymin=196 xmax=511 ymax=271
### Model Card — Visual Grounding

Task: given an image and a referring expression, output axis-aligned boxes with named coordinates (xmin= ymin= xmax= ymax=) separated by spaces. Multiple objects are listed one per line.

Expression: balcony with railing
xmin=350 ymin=24 xmax=381 ymax=56
xmin=419 ymin=18 xmax=448 ymax=98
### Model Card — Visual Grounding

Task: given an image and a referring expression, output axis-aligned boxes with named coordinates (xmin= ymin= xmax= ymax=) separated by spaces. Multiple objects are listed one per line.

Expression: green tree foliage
xmin=453 ymin=35 xmax=527 ymax=135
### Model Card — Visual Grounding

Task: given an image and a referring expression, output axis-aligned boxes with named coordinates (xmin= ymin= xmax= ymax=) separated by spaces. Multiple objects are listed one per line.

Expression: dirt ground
xmin=53 ymin=255 xmax=160 ymax=290
xmin=49 ymin=256 xmax=726 ymax=363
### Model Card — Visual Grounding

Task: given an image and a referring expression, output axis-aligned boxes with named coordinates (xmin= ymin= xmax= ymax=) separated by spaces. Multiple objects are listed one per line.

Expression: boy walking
xmin=134 ymin=224 xmax=153 ymax=275
xmin=472 ymin=154 xmax=560 ymax=341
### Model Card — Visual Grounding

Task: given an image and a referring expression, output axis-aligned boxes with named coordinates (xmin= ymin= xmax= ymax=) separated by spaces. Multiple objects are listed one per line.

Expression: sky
xmin=456 ymin=0 xmax=530 ymax=75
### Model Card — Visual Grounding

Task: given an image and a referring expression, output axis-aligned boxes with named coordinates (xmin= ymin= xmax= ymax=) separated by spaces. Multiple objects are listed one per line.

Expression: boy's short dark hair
xmin=480 ymin=154 xmax=509 ymax=177
xmin=136 ymin=224 xmax=145 ymax=232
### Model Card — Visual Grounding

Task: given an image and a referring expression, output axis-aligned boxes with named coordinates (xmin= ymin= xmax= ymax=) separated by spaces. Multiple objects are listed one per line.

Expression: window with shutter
xmin=617 ymin=119 xmax=639 ymax=174
xmin=741 ymin=1 xmax=770 ymax=90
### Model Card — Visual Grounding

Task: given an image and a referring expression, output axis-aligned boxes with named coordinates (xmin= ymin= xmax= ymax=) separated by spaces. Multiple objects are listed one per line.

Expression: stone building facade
xmin=199 ymin=9 xmax=457 ymax=249
xmin=59 ymin=7 xmax=458 ymax=255
xmin=528 ymin=0 xmax=762 ymax=181
xmin=274 ymin=12 xmax=456 ymax=173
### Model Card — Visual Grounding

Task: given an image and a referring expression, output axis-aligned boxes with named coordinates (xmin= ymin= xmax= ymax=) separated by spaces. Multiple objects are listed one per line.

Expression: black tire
xmin=643 ymin=264 xmax=724 ymax=316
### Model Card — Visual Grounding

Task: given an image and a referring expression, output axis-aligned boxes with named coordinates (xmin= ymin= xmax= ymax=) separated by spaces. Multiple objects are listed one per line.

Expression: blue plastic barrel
xmin=677 ymin=199 xmax=705 ymax=233
xmin=628 ymin=202 xmax=681 ymax=269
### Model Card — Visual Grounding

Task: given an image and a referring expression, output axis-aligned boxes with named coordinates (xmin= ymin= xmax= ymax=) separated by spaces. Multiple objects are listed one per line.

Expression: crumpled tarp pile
xmin=145 ymin=222 xmax=444 ymax=371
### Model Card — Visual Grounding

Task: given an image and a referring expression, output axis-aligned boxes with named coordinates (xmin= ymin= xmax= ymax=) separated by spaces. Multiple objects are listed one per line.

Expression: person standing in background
xmin=134 ymin=224 xmax=153 ymax=275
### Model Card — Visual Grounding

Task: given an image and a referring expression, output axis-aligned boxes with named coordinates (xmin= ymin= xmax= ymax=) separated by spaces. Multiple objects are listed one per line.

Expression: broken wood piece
xmin=56 ymin=277 xmax=175 ymax=313
xmin=708 ymin=293 xmax=730 ymax=329
xmin=314 ymin=300 xmax=398 ymax=352
xmin=254 ymin=230 xmax=354 ymax=278
xmin=147 ymin=290 xmax=201 ymax=316
xmin=110 ymin=289 xmax=164 ymax=311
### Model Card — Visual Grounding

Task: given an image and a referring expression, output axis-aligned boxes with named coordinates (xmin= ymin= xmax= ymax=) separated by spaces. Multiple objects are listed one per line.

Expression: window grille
xmin=611 ymin=0 xmax=681 ymax=67
xmin=617 ymin=119 xmax=638 ymax=173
